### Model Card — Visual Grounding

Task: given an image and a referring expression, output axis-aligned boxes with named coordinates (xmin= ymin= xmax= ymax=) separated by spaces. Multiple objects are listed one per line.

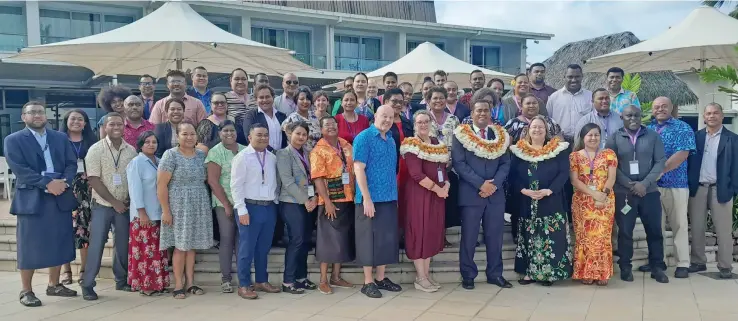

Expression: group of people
xmin=5 ymin=62 xmax=737 ymax=308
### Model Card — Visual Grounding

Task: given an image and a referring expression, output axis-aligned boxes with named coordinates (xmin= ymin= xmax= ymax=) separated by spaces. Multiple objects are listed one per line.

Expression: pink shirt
xmin=149 ymin=94 xmax=207 ymax=125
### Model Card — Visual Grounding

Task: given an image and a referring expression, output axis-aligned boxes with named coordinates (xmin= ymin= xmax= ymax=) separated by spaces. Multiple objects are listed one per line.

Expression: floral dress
xmin=70 ymin=141 xmax=92 ymax=249
xmin=282 ymin=110 xmax=321 ymax=152
xmin=509 ymin=138 xmax=573 ymax=282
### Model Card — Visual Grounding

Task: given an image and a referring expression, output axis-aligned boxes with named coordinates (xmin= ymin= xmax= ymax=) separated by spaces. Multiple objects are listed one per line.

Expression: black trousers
xmin=615 ymin=191 xmax=666 ymax=270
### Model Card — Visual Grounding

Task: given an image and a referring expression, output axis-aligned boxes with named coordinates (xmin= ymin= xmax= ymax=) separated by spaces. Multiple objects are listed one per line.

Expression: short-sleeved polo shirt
xmin=647 ymin=118 xmax=696 ymax=188
xmin=85 ymin=136 xmax=138 ymax=206
xmin=352 ymin=124 xmax=397 ymax=203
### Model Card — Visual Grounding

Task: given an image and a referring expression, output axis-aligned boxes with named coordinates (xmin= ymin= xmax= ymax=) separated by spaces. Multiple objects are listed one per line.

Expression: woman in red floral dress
xmin=127 ymin=132 xmax=170 ymax=295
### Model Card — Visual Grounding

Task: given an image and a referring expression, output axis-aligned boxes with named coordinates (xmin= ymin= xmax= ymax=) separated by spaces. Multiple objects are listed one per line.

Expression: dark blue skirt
xmin=16 ymin=205 xmax=76 ymax=270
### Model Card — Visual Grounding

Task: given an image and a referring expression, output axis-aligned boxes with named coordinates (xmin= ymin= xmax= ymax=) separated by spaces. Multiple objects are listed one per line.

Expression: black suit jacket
xmin=445 ymin=102 xmax=471 ymax=122
xmin=451 ymin=126 xmax=511 ymax=206
xmin=242 ymin=108 xmax=288 ymax=149
xmin=154 ymin=122 xmax=175 ymax=158
xmin=688 ymin=127 xmax=738 ymax=203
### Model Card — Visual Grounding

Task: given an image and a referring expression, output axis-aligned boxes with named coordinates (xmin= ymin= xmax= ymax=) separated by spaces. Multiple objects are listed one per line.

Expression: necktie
xmin=479 ymin=129 xmax=486 ymax=139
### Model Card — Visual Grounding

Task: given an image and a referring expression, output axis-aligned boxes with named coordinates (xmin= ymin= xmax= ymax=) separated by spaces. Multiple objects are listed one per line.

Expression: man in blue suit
xmin=4 ymin=101 xmax=79 ymax=307
xmin=451 ymin=100 xmax=512 ymax=290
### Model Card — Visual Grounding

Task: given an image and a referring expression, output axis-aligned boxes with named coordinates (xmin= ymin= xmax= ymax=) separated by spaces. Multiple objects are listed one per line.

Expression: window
xmin=202 ymin=14 xmax=232 ymax=33
xmin=252 ymin=27 xmax=315 ymax=66
xmin=0 ymin=6 xmax=27 ymax=51
xmin=407 ymin=41 xmax=444 ymax=53
xmin=40 ymin=9 xmax=134 ymax=44
xmin=470 ymin=45 xmax=500 ymax=70
xmin=334 ymin=35 xmax=382 ymax=71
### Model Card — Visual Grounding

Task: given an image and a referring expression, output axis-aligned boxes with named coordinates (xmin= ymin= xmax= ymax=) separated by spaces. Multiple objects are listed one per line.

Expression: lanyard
xmin=584 ymin=148 xmax=598 ymax=181
xmin=599 ymin=113 xmax=610 ymax=137
xmin=513 ymin=96 xmax=522 ymax=115
xmin=655 ymin=123 xmax=668 ymax=134
xmin=71 ymin=141 xmax=83 ymax=159
xmin=105 ymin=140 xmax=124 ymax=170
xmin=147 ymin=158 xmax=158 ymax=171
xmin=256 ymin=150 xmax=266 ymax=184
xmin=332 ymin=141 xmax=348 ymax=171
xmin=491 ymin=104 xmax=502 ymax=122
xmin=433 ymin=112 xmax=448 ymax=126
xmin=292 ymin=146 xmax=310 ymax=175
xmin=344 ymin=115 xmax=358 ymax=138
xmin=627 ymin=128 xmax=641 ymax=160
xmin=403 ymin=108 xmax=410 ymax=119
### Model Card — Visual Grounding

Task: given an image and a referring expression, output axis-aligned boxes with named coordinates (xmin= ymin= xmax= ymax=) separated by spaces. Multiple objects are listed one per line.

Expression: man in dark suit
xmin=451 ymin=100 xmax=512 ymax=290
xmin=242 ymin=84 xmax=287 ymax=151
xmin=4 ymin=101 xmax=79 ymax=307
xmin=687 ymin=102 xmax=738 ymax=279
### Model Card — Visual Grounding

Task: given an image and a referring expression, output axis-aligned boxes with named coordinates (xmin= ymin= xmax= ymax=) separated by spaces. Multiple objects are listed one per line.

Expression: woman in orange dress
xmin=569 ymin=123 xmax=617 ymax=286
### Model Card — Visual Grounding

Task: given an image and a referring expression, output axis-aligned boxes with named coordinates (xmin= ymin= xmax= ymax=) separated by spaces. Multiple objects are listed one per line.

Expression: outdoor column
xmin=520 ymin=42 xmax=527 ymax=74
xmin=326 ymin=24 xmax=335 ymax=70
xmin=463 ymin=38 xmax=471 ymax=63
xmin=241 ymin=16 xmax=252 ymax=39
xmin=398 ymin=32 xmax=407 ymax=58
xmin=25 ymin=1 xmax=41 ymax=46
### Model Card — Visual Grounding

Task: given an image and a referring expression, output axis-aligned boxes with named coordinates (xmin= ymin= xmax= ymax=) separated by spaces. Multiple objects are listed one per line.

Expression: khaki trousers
xmin=689 ymin=185 xmax=734 ymax=271
xmin=658 ymin=188 xmax=690 ymax=268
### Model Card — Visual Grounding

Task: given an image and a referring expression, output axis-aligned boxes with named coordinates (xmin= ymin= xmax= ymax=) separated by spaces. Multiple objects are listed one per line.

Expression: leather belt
xmin=245 ymin=199 xmax=273 ymax=206
xmin=699 ymin=183 xmax=717 ymax=187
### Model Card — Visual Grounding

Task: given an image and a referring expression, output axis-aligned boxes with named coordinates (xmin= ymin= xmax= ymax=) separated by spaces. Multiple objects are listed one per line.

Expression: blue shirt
xmin=609 ymin=89 xmax=640 ymax=113
xmin=188 ymin=87 xmax=212 ymax=114
xmin=30 ymin=128 xmax=55 ymax=174
xmin=352 ymin=124 xmax=397 ymax=203
xmin=126 ymin=153 xmax=162 ymax=221
xmin=647 ymin=118 xmax=695 ymax=188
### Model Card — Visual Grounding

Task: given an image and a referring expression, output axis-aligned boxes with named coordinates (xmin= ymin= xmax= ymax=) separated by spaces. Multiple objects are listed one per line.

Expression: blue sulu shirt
xmin=352 ymin=124 xmax=397 ymax=203
xmin=647 ymin=117 xmax=696 ymax=188
xmin=31 ymin=128 xmax=55 ymax=174
xmin=126 ymin=153 xmax=162 ymax=221
xmin=187 ymin=87 xmax=212 ymax=114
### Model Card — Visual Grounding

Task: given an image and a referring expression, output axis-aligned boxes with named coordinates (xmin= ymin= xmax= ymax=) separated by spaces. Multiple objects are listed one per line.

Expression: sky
xmin=435 ymin=0 xmax=726 ymax=64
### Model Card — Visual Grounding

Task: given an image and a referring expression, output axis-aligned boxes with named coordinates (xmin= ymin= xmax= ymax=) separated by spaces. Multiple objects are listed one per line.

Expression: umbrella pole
xmin=697 ymin=49 xmax=707 ymax=129
xmin=176 ymin=42 xmax=183 ymax=70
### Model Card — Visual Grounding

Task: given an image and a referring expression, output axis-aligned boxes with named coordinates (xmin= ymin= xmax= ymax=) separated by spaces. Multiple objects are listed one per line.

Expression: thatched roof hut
xmin=542 ymin=32 xmax=698 ymax=106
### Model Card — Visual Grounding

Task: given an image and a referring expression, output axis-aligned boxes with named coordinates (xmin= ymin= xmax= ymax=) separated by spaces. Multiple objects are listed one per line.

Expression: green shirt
xmin=204 ymin=142 xmax=245 ymax=208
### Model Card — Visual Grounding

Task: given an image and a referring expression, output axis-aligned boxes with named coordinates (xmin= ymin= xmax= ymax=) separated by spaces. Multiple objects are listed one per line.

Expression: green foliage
xmin=640 ymin=102 xmax=653 ymax=123
xmin=621 ymin=73 xmax=642 ymax=94
xmin=702 ymin=1 xmax=738 ymax=19
xmin=699 ymin=58 xmax=738 ymax=103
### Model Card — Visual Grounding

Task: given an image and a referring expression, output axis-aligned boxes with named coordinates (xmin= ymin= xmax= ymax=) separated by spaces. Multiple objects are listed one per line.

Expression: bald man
xmin=122 ymin=95 xmax=155 ymax=146
xmin=639 ymin=97 xmax=695 ymax=279
xmin=274 ymin=72 xmax=299 ymax=115
xmin=352 ymin=105 xmax=402 ymax=298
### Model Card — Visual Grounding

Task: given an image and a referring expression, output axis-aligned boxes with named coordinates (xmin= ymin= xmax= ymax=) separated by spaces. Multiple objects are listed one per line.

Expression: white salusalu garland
xmin=509 ymin=137 xmax=570 ymax=162
xmin=453 ymin=124 xmax=511 ymax=160
xmin=399 ymin=137 xmax=450 ymax=163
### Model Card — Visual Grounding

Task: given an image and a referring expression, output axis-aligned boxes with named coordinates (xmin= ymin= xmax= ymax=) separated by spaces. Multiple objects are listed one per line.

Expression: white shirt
xmin=259 ymin=107 xmax=283 ymax=150
xmin=230 ymin=145 xmax=279 ymax=216
xmin=546 ymin=87 xmax=593 ymax=139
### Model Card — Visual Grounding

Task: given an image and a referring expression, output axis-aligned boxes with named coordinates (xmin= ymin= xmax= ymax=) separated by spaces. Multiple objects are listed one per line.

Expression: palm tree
xmin=702 ymin=1 xmax=738 ymax=18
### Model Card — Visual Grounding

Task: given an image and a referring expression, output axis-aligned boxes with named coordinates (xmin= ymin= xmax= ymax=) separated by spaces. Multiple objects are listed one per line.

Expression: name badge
xmin=629 ymin=161 xmax=639 ymax=175
xmin=77 ymin=159 xmax=85 ymax=174
xmin=259 ymin=184 xmax=270 ymax=198
xmin=342 ymin=172 xmax=350 ymax=185
xmin=307 ymin=185 xmax=315 ymax=197
xmin=588 ymin=185 xmax=597 ymax=191
xmin=437 ymin=169 xmax=444 ymax=183
xmin=112 ymin=173 xmax=122 ymax=186
xmin=621 ymin=203 xmax=632 ymax=215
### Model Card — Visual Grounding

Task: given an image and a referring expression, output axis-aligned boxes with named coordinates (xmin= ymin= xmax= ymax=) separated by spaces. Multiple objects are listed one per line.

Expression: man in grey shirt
xmin=605 ymin=105 xmax=669 ymax=284
xmin=575 ymin=88 xmax=622 ymax=149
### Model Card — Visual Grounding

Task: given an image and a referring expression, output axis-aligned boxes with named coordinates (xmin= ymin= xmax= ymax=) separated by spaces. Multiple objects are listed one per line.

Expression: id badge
xmin=437 ymin=169 xmax=444 ymax=183
xmin=77 ymin=159 xmax=85 ymax=174
xmin=112 ymin=173 xmax=122 ymax=186
xmin=588 ymin=185 xmax=597 ymax=191
xmin=621 ymin=203 xmax=632 ymax=215
xmin=629 ymin=161 xmax=639 ymax=175
xmin=259 ymin=184 xmax=270 ymax=198
xmin=342 ymin=172 xmax=350 ymax=184
xmin=307 ymin=185 xmax=315 ymax=197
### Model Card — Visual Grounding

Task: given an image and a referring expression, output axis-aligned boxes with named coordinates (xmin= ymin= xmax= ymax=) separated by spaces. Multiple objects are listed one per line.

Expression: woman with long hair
xmin=127 ymin=131 xmax=170 ymax=295
xmin=352 ymin=72 xmax=380 ymax=119
xmin=59 ymin=109 xmax=97 ymax=285
xmin=335 ymin=91 xmax=370 ymax=144
xmin=509 ymin=116 xmax=572 ymax=286
xmin=570 ymin=123 xmax=617 ymax=286
xmin=158 ymin=122 xmax=213 ymax=299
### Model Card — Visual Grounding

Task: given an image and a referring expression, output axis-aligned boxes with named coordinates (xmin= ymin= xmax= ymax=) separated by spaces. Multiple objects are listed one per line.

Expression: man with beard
xmin=546 ymin=64 xmax=593 ymax=143
xmin=149 ymin=70 xmax=207 ymax=124
xmin=138 ymin=74 xmax=156 ymax=120
xmin=606 ymin=67 xmax=641 ymax=113
xmin=274 ymin=73 xmax=300 ymax=115
xmin=459 ymin=69 xmax=486 ymax=107
xmin=574 ymin=88 xmax=623 ymax=149
xmin=353 ymin=105 xmax=403 ymax=298
xmin=452 ymin=100 xmax=512 ymax=290
xmin=6 ymin=101 xmax=79 ymax=307
xmin=606 ymin=105 xmax=669 ymax=284
xmin=527 ymin=63 xmax=556 ymax=105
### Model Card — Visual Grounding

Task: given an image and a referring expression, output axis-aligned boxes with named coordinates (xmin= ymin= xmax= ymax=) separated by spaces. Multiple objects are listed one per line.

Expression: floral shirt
xmin=609 ymin=89 xmax=641 ymax=113
xmin=647 ymin=118 xmax=695 ymax=188
xmin=282 ymin=110 xmax=321 ymax=152
xmin=310 ymin=138 xmax=354 ymax=205
xmin=504 ymin=116 xmax=562 ymax=144
xmin=430 ymin=113 xmax=460 ymax=149
xmin=353 ymin=124 xmax=397 ymax=203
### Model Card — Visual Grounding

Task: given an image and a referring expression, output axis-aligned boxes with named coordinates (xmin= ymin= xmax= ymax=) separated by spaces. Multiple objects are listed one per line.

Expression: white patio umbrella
xmin=327 ymin=42 xmax=514 ymax=91
xmin=4 ymin=1 xmax=312 ymax=78
xmin=584 ymin=6 xmax=738 ymax=72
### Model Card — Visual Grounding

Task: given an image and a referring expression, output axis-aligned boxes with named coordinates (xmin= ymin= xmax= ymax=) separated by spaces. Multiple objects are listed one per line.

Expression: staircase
xmin=0 ymin=213 xmax=704 ymax=285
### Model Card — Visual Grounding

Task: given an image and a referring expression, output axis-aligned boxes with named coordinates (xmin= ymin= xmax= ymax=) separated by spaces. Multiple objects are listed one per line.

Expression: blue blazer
xmin=4 ymin=128 xmax=78 ymax=215
xmin=451 ymin=127 xmax=510 ymax=207
xmin=242 ymin=108 xmax=288 ymax=149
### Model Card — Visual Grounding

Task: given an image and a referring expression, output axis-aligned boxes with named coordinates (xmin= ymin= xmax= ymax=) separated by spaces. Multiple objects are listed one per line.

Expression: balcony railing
xmin=41 ymin=36 xmax=75 ymax=45
xmin=0 ymin=33 xmax=26 ymax=52
xmin=476 ymin=65 xmax=522 ymax=75
xmin=335 ymin=57 xmax=392 ymax=72
xmin=293 ymin=53 xmax=327 ymax=69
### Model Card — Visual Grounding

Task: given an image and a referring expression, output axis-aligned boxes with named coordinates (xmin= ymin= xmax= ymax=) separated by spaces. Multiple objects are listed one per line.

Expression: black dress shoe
xmin=81 ymin=286 xmax=98 ymax=301
xmin=651 ymin=268 xmax=669 ymax=284
xmin=638 ymin=264 xmax=651 ymax=272
xmin=461 ymin=279 xmax=475 ymax=290
xmin=539 ymin=281 xmax=553 ymax=287
xmin=487 ymin=277 xmax=513 ymax=288
xmin=620 ymin=269 xmax=634 ymax=282
xmin=688 ymin=263 xmax=707 ymax=273
xmin=116 ymin=283 xmax=133 ymax=292
xmin=719 ymin=269 xmax=734 ymax=279
xmin=19 ymin=291 xmax=41 ymax=307
xmin=674 ymin=267 xmax=689 ymax=279
xmin=517 ymin=278 xmax=535 ymax=285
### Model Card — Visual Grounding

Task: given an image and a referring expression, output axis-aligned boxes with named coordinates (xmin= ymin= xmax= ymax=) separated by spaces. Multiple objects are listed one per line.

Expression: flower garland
xmin=453 ymin=124 xmax=510 ymax=160
xmin=509 ymin=136 xmax=569 ymax=162
xmin=400 ymin=137 xmax=450 ymax=163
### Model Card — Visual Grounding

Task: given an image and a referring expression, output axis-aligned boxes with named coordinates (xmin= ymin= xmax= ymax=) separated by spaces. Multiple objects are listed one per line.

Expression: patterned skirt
xmin=72 ymin=173 xmax=92 ymax=249
xmin=127 ymin=218 xmax=170 ymax=292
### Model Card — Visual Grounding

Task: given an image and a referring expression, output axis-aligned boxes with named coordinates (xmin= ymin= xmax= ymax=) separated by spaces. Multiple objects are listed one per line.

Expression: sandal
xmin=221 ymin=282 xmax=233 ymax=294
xmin=581 ymin=279 xmax=594 ymax=285
xmin=172 ymin=289 xmax=186 ymax=299
xmin=140 ymin=290 xmax=158 ymax=297
xmin=77 ymin=270 xmax=85 ymax=285
xmin=186 ymin=286 xmax=205 ymax=295
xmin=596 ymin=280 xmax=608 ymax=286
xmin=61 ymin=270 xmax=73 ymax=285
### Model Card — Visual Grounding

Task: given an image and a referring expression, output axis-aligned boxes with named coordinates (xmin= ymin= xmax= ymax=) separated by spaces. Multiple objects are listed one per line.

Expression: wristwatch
xmin=603 ymin=187 xmax=611 ymax=195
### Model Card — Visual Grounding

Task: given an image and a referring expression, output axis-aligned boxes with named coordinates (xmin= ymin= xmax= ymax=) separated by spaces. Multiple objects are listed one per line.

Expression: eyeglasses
xmin=24 ymin=110 xmax=45 ymax=116
xmin=389 ymin=99 xmax=404 ymax=105
xmin=140 ymin=82 xmax=153 ymax=86
xmin=168 ymin=79 xmax=184 ymax=84
xmin=285 ymin=80 xmax=299 ymax=85
xmin=211 ymin=101 xmax=227 ymax=106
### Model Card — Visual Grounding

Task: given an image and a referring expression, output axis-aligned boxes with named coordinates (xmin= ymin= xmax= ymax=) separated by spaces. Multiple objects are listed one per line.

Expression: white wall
xmin=678 ymin=72 xmax=735 ymax=130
